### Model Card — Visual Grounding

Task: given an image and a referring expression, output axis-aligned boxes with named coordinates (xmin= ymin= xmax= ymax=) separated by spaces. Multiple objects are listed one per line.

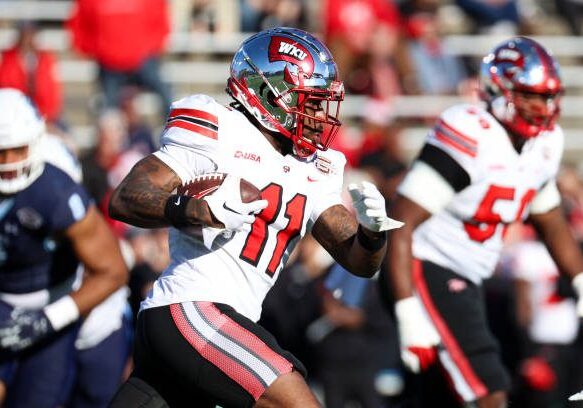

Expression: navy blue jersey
xmin=0 ymin=164 xmax=92 ymax=294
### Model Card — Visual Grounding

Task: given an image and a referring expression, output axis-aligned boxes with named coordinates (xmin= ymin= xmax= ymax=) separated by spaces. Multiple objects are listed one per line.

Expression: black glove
xmin=0 ymin=308 xmax=55 ymax=352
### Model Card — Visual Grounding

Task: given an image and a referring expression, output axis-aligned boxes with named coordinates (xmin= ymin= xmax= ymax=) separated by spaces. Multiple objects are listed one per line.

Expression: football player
xmin=0 ymin=88 xmax=128 ymax=408
xmin=383 ymin=37 xmax=583 ymax=407
xmin=40 ymin=133 xmax=133 ymax=408
xmin=108 ymin=27 xmax=402 ymax=407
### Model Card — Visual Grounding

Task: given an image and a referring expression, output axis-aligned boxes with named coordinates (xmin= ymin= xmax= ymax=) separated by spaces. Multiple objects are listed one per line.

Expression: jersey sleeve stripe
xmin=166 ymin=119 xmax=218 ymax=140
xmin=434 ymin=120 xmax=477 ymax=158
xmin=439 ymin=119 xmax=477 ymax=147
xmin=169 ymin=108 xmax=218 ymax=125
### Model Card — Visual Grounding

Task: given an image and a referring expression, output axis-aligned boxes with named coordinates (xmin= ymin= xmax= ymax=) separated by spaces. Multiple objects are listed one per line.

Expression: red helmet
xmin=480 ymin=37 xmax=563 ymax=139
xmin=227 ymin=27 xmax=344 ymax=157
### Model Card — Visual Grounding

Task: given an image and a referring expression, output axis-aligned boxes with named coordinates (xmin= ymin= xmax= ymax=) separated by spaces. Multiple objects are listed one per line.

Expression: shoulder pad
xmin=161 ymin=94 xmax=226 ymax=152
xmin=428 ymin=104 xmax=505 ymax=159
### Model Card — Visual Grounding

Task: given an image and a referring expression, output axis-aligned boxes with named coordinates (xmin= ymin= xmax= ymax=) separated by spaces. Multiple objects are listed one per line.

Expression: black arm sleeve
xmin=417 ymin=144 xmax=471 ymax=192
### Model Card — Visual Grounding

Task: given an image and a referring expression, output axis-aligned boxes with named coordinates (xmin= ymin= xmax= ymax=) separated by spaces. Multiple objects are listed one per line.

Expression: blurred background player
xmin=107 ymin=27 xmax=402 ymax=407
xmin=42 ymin=129 xmax=133 ymax=408
xmin=382 ymin=37 xmax=583 ymax=407
xmin=0 ymin=88 xmax=128 ymax=408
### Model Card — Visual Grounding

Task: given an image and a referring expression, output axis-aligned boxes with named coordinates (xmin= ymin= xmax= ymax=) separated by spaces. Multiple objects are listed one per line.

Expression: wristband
xmin=357 ymin=226 xmax=387 ymax=252
xmin=43 ymin=295 xmax=80 ymax=331
xmin=164 ymin=194 xmax=193 ymax=228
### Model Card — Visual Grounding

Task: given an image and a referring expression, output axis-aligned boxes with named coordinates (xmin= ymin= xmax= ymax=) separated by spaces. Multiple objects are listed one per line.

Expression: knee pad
xmin=108 ymin=377 xmax=169 ymax=408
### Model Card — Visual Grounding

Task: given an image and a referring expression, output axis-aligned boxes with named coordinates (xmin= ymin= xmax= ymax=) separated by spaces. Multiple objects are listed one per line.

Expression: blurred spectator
xmin=402 ymin=9 xmax=469 ymax=95
xmin=189 ymin=0 xmax=239 ymax=33
xmin=322 ymin=0 xmax=407 ymax=97
xmin=239 ymin=0 xmax=307 ymax=31
xmin=554 ymin=0 xmax=583 ymax=35
xmin=127 ymin=227 xmax=169 ymax=318
xmin=310 ymin=265 xmax=399 ymax=408
xmin=67 ymin=0 xmax=172 ymax=118
xmin=0 ymin=21 xmax=62 ymax=126
xmin=119 ymin=87 xmax=157 ymax=155
xmin=353 ymin=102 xmax=407 ymax=194
xmin=262 ymin=0 xmax=306 ymax=29
xmin=454 ymin=0 xmax=522 ymax=34
xmin=239 ymin=0 xmax=266 ymax=31
xmin=79 ymin=109 xmax=145 ymax=236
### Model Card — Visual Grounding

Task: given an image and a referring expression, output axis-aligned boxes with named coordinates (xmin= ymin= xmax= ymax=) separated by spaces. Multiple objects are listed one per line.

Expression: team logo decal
xmin=495 ymin=47 xmax=525 ymax=82
xmin=496 ymin=48 xmax=521 ymax=62
xmin=268 ymin=36 xmax=315 ymax=84
xmin=447 ymin=278 xmax=467 ymax=293
xmin=16 ymin=207 xmax=43 ymax=229
xmin=314 ymin=155 xmax=333 ymax=175
xmin=234 ymin=150 xmax=261 ymax=163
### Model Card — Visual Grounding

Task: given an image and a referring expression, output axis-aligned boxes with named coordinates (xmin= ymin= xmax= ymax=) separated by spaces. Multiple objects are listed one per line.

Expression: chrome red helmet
xmin=480 ymin=37 xmax=563 ymax=139
xmin=228 ymin=27 xmax=344 ymax=157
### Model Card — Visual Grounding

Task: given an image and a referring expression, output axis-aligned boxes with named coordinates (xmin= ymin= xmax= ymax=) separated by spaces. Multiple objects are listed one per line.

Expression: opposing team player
xmin=108 ymin=27 xmax=402 ymax=407
xmin=0 ymin=88 xmax=128 ymax=407
xmin=383 ymin=37 xmax=583 ymax=407
xmin=41 ymin=133 xmax=133 ymax=408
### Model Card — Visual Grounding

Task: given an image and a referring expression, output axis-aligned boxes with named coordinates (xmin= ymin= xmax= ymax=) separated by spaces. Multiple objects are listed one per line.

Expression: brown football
xmin=178 ymin=173 xmax=262 ymax=203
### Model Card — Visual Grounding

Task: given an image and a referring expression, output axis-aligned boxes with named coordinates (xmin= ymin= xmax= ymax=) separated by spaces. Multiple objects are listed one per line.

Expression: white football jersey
xmin=399 ymin=104 xmax=563 ymax=283
xmin=141 ymin=95 xmax=346 ymax=321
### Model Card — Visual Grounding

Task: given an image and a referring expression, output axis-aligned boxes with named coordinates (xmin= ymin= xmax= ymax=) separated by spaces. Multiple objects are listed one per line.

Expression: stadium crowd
xmin=1 ymin=0 xmax=583 ymax=407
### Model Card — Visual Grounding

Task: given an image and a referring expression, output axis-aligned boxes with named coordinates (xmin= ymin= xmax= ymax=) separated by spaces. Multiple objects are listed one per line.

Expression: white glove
xmin=570 ymin=389 xmax=583 ymax=401
xmin=572 ymin=273 xmax=583 ymax=317
xmin=395 ymin=296 xmax=441 ymax=373
xmin=348 ymin=181 xmax=403 ymax=232
xmin=204 ymin=175 xmax=268 ymax=231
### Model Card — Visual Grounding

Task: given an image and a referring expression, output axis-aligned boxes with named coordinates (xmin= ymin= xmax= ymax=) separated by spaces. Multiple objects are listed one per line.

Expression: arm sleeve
xmin=52 ymin=180 xmax=92 ymax=231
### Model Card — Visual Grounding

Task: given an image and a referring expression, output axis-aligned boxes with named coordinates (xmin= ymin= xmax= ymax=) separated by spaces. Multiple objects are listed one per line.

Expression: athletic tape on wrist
xmin=164 ymin=194 xmax=193 ymax=228
xmin=357 ymin=226 xmax=387 ymax=252
xmin=43 ymin=295 xmax=80 ymax=331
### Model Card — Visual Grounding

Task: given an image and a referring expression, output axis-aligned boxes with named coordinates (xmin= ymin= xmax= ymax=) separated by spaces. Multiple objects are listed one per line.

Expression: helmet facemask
xmin=0 ymin=88 xmax=45 ymax=195
xmin=0 ymin=138 xmax=44 ymax=195
xmin=271 ymin=80 xmax=344 ymax=157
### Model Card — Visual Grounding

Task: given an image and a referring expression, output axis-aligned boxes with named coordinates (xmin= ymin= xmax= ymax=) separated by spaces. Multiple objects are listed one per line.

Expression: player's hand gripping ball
xmin=180 ymin=173 xmax=266 ymax=232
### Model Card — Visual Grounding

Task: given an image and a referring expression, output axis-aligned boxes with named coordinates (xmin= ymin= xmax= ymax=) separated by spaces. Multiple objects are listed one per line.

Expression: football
xmin=178 ymin=173 xmax=262 ymax=203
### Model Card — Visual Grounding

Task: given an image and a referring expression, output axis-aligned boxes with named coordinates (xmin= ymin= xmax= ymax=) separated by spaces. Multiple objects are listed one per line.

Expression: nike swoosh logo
xmin=307 ymin=176 xmax=318 ymax=182
xmin=0 ymin=199 xmax=14 ymax=221
xmin=222 ymin=203 xmax=240 ymax=214
xmin=174 ymin=196 xmax=181 ymax=205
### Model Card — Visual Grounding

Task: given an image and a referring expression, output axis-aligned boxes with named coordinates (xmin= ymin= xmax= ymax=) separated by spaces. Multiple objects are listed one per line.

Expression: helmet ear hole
xmin=258 ymin=83 xmax=278 ymax=107
xmin=266 ymin=91 xmax=279 ymax=108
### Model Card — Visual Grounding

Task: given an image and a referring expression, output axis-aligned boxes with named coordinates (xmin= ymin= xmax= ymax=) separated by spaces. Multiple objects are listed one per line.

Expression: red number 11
xmin=240 ymin=183 xmax=307 ymax=276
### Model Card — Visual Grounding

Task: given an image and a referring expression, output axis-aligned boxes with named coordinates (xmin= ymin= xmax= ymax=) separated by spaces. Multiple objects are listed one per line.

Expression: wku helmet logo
xmin=268 ymin=36 xmax=315 ymax=84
